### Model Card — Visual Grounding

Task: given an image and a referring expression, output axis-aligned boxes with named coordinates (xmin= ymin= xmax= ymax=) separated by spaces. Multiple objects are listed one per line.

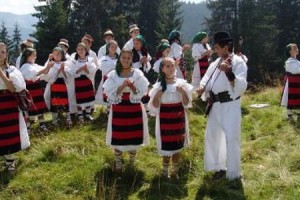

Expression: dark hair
xmin=20 ymin=48 xmax=36 ymax=68
xmin=53 ymin=47 xmax=67 ymax=62
xmin=115 ymin=50 xmax=133 ymax=76
xmin=0 ymin=43 xmax=9 ymax=67
xmin=158 ymin=57 xmax=175 ymax=92
xmin=105 ymin=40 xmax=119 ymax=59
xmin=132 ymin=38 xmax=148 ymax=63
xmin=155 ymin=42 xmax=171 ymax=61
xmin=217 ymin=41 xmax=234 ymax=53
xmin=75 ymin=43 xmax=89 ymax=60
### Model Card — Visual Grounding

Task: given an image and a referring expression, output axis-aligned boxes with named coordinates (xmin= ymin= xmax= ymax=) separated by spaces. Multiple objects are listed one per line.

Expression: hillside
xmin=180 ymin=2 xmax=211 ymax=42
xmin=0 ymin=87 xmax=299 ymax=199
xmin=0 ymin=12 xmax=37 ymax=40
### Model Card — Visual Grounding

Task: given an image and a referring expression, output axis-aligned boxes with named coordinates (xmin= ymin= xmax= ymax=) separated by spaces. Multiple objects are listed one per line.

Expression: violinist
xmin=197 ymin=31 xmax=248 ymax=181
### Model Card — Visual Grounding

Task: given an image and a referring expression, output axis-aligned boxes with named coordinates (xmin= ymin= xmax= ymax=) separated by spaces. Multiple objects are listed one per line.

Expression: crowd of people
xmin=0 ymin=24 xmax=250 ymax=182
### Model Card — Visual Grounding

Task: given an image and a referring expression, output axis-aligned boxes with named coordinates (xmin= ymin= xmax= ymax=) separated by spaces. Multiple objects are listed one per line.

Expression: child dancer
xmin=95 ymin=40 xmax=118 ymax=106
xmin=123 ymin=24 xmax=140 ymax=50
xmin=66 ymin=43 xmax=96 ymax=123
xmin=19 ymin=48 xmax=53 ymax=131
xmin=98 ymin=29 xmax=121 ymax=59
xmin=168 ymin=30 xmax=186 ymax=79
xmin=44 ymin=47 xmax=72 ymax=128
xmin=0 ymin=42 xmax=30 ymax=171
xmin=103 ymin=49 xmax=149 ymax=174
xmin=148 ymin=57 xmax=193 ymax=178
xmin=153 ymin=42 xmax=171 ymax=73
xmin=281 ymin=43 xmax=300 ymax=121
xmin=191 ymin=32 xmax=213 ymax=87
xmin=132 ymin=35 xmax=152 ymax=74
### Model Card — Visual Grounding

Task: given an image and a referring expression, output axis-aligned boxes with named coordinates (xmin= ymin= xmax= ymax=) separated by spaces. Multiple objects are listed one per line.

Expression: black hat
xmin=213 ymin=31 xmax=233 ymax=44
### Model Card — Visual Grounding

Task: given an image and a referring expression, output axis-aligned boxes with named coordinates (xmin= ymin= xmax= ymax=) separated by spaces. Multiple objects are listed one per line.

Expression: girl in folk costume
xmin=98 ymin=29 xmax=121 ymax=59
xmin=66 ymin=43 xmax=97 ymax=123
xmin=132 ymin=35 xmax=152 ymax=74
xmin=20 ymin=48 xmax=53 ymax=131
xmin=281 ymin=43 xmax=300 ymax=121
xmin=168 ymin=30 xmax=186 ymax=79
xmin=58 ymin=38 xmax=72 ymax=61
xmin=191 ymin=32 xmax=213 ymax=88
xmin=153 ymin=42 xmax=171 ymax=73
xmin=103 ymin=50 xmax=149 ymax=173
xmin=95 ymin=40 xmax=119 ymax=105
xmin=81 ymin=34 xmax=99 ymax=68
xmin=148 ymin=57 xmax=193 ymax=178
xmin=0 ymin=43 xmax=30 ymax=171
xmin=123 ymin=24 xmax=140 ymax=50
xmin=43 ymin=47 xmax=73 ymax=127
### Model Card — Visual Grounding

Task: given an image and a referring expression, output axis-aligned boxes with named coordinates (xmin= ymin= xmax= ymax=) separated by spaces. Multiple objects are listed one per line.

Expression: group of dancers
xmin=0 ymin=24 xmax=248 ymax=182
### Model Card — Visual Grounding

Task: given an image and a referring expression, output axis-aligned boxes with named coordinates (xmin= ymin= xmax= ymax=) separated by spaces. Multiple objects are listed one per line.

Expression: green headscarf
xmin=192 ymin=31 xmax=208 ymax=43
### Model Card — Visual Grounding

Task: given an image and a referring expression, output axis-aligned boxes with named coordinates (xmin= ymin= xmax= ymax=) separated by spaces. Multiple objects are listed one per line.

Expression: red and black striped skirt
xmin=26 ymin=80 xmax=48 ymax=116
xmin=111 ymin=93 xmax=144 ymax=146
xmin=0 ymin=90 xmax=21 ymax=155
xmin=75 ymin=75 xmax=95 ymax=105
xmin=159 ymin=102 xmax=186 ymax=151
xmin=198 ymin=56 xmax=209 ymax=78
xmin=50 ymin=78 xmax=69 ymax=112
xmin=286 ymin=73 xmax=300 ymax=109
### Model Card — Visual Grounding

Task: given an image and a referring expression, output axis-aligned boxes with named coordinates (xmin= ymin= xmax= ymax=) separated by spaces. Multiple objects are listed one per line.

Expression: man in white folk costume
xmin=197 ymin=31 xmax=248 ymax=181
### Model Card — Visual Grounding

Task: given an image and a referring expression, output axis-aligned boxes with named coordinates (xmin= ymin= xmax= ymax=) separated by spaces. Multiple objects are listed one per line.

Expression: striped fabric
xmin=0 ymin=90 xmax=21 ymax=155
xmin=198 ymin=55 xmax=209 ymax=79
xmin=159 ymin=102 xmax=186 ymax=151
xmin=111 ymin=93 xmax=144 ymax=146
xmin=26 ymin=80 xmax=48 ymax=116
xmin=50 ymin=78 xmax=69 ymax=112
xmin=286 ymin=72 xmax=300 ymax=109
xmin=75 ymin=75 xmax=95 ymax=104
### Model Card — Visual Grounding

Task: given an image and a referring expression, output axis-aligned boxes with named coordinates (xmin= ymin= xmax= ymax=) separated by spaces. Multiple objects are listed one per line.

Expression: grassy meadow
xmin=0 ymin=87 xmax=300 ymax=199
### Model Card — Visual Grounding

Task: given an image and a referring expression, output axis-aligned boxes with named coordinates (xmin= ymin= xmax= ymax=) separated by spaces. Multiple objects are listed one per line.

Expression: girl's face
xmin=77 ymin=45 xmax=87 ymax=58
xmin=162 ymin=48 xmax=171 ymax=57
xmin=52 ymin=49 xmax=62 ymax=62
xmin=27 ymin=51 xmax=37 ymax=64
xmin=201 ymin=36 xmax=209 ymax=44
xmin=131 ymin=30 xmax=140 ymax=38
xmin=108 ymin=43 xmax=118 ymax=55
xmin=290 ymin=45 xmax=299 ymax=57
xmin=133 ymin=39 xmax=142 ymax=51
xmin=0 ymin=45 xmax=7 ymax=63
xmin=162 ymin=59 xmax=176 ymax=78
xmin=120 ymin=52 xmax=132 ymax=69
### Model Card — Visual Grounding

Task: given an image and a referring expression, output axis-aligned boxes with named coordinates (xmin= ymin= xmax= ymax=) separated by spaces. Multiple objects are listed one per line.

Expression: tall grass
xmin=0 ymin=87 xmax=299 ymax=199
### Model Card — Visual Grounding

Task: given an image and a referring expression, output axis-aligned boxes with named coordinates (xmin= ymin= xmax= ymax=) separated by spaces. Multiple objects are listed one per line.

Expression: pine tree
xmin=33 ymin=0 xmax=69 ymax=63
xmin=0 ymin=21 xmax=12 ymax=48
xmin=10 ymin=22 xmax=22 ymax=65
xmin=155 ymin=0 xmax=183 ymax=41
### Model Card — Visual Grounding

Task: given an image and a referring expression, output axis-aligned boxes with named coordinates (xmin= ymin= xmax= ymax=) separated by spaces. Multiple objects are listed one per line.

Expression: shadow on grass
xmin=0 ymin=164 xmax=15 ymax=192
xmin=196 ymin=174 xmax=246 ymax=200
xmin=137 ymin=158 xmax=190 ymax=200
xmin=95 ymin=161 xmax=145 ymax=200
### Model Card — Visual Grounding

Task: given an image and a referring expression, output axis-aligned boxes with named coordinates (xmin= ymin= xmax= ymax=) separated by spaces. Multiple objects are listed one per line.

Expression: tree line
xmin=31 ymin=0 xmax=182 ymax=63
xmin=0 ymin=22 xmax=22 ymax=64
xmin=206 ymin=0 xmax=300 ymax=84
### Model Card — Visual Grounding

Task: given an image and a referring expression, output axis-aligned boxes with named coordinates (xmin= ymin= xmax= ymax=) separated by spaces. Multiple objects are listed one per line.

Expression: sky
xmin=0 ymin=0 xmax=205 ymax=15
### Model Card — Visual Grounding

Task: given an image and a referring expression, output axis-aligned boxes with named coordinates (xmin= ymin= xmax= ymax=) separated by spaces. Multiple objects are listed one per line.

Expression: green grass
xmin=1 ymin=87 xmax=300 ymax=199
